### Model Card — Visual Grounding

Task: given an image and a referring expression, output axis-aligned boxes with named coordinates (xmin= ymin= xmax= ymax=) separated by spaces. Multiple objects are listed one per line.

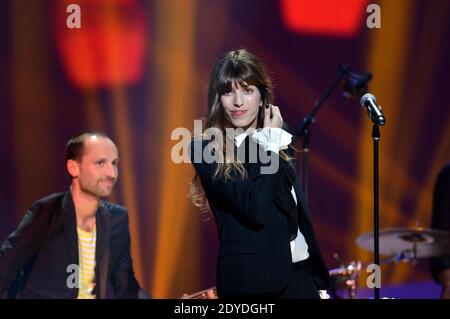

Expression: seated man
xmin=430 ymin=163 xmax=450 ymax=299
xmin=0 ymin=131 xmax=149 ymax=298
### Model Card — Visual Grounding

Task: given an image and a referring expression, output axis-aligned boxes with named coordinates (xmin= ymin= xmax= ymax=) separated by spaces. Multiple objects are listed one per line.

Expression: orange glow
xmin=150 ymin=0 xmax=199 ymax=298
xmin=52 ymin=0 xmax=147 ymax=88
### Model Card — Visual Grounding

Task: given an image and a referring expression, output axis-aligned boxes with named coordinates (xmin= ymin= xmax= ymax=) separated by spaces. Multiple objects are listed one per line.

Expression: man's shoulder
xmin=18 ymin=192 xmax=67 ymax=222
xmin=439 ymin=163 xmax=450 ymax=177
xmin=100 ymin=200 xmax=128 ymax=216
xmin=29 ymin=192 xmax=66 ymax=210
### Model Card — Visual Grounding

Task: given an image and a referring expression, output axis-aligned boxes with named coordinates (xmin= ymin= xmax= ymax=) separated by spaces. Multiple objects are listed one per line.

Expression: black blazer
xmin=0 ymin=191 xmax=145 ymax=299
xmin=190 ymin=137 xmax=330 ymax=296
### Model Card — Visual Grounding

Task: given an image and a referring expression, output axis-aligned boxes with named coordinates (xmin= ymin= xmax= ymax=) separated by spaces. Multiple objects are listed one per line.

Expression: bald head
xmin=65 ymin=131 xmax=114 ymax=163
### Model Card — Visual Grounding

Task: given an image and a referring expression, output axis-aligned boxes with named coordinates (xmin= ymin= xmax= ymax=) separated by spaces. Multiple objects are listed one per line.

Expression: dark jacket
xmin=0 ymin=191 xmax=145 ymax=299
xmin=190 ymin=137 xmax=330 ymax=296
xmin=430 ymin=163 xmax=450 ymax=281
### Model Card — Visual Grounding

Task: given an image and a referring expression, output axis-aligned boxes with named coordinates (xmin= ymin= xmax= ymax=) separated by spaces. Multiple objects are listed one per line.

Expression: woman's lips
xmin=230 ymin=110 xmax=247 ymax=117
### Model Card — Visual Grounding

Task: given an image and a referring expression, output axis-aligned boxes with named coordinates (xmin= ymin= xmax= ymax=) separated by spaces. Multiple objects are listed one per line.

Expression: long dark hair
xmin=205 ymin=49 xmax=274 ymax=133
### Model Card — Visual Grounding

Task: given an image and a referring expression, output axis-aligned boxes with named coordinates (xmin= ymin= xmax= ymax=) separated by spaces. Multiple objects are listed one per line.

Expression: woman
xmin=190 ymin=49 xmax=330 ymax=298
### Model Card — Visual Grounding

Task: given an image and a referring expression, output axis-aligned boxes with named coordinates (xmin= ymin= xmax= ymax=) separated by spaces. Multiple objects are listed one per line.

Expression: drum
xmin=181 ymin=287 xmax=218 ymax=299
xmin=329 ymin=260 xmax=362 ymax=299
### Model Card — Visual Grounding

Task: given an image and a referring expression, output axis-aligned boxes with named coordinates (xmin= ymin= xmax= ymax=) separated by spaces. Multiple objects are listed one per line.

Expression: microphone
xmin=341 ymin=70 xmax=372 ymax=99
xmin=360 ymin=93 xmax=386 ymax=126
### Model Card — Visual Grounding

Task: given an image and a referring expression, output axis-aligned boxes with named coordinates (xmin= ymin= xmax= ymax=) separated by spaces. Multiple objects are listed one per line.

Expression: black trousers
xmin=220 ymin=259 xmax=321 ymax=299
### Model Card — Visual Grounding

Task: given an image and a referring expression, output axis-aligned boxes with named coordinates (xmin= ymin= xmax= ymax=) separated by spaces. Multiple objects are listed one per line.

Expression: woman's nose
xmin=233 ymin=92 xmax=243 ymax=107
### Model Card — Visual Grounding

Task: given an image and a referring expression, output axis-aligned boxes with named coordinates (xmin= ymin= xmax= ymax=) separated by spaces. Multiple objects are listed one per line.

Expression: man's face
xmin=73 ymin=136 xmax=119 ymax=198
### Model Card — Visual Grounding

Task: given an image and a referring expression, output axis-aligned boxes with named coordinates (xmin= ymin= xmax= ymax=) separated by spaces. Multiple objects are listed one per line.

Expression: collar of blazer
xmin=61 ymin=191 xmax=111 ymax=299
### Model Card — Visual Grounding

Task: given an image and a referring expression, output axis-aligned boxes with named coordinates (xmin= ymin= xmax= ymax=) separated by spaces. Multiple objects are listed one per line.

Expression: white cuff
xmin=319 ymin=290 xmax=330 ymax=299
xmin=251 ymin=128 xmax=293 ymax=154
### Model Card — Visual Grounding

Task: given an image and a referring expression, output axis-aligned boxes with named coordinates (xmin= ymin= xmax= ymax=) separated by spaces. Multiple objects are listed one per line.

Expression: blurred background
xmin=1 ymin=0 xmax=449 ymax=298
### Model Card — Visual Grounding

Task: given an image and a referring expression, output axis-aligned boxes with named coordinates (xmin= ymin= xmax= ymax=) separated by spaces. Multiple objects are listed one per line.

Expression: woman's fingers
xmin=263 ymin=104 xmax=271 ymax=127
xmin=263 ymin=104 xmax=283 ymax=128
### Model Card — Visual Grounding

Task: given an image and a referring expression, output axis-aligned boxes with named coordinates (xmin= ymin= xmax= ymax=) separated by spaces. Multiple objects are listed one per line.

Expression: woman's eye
xmin=244 ymin=88 xmax=254 ymax=94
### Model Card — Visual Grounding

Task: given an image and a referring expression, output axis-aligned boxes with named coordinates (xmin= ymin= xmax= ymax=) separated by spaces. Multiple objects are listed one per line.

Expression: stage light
xmin=280 ymin=0 xmax=368 ymax=37
xmin=52 ymin=0 xmax=147 ymax=88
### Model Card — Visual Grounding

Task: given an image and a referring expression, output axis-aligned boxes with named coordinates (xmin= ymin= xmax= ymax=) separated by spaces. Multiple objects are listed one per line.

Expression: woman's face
xmin=220 ymin=82 xmax=262 ymax=130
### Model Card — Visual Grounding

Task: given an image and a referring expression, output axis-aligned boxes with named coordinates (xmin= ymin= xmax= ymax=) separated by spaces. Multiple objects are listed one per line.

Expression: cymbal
xmin=356 ymin=227 xmax=450 ymax=259
xmin=329 ymin=260 xmax=362 ymax=277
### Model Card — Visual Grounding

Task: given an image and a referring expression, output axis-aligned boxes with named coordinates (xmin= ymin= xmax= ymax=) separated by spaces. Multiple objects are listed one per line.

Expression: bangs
xmin=216 ymin=61 xmax=260 ymax=96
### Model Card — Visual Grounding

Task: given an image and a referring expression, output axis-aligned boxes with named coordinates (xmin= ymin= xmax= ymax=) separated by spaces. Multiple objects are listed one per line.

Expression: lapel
xmin=95 ymin=202 xmax=111 ymax=299
xmin=293 ymin=179 xmax=312 ymax=222
xmin=62 ymin=192 xmax=79 ymax=266
xmin=293 ymin=179 xmax=323 ymax=258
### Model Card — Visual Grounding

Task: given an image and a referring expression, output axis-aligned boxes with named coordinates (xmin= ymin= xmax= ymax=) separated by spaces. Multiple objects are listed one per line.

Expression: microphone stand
xmin=362 ymin=94 xmax=385 ymax=300
xmin=295 ymin=64 xmax=351 ymax=205
xmin=371 ymin=122 xmax=381 ymax=300
xmin=295 ymin=63 xmax=381 ymax=300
